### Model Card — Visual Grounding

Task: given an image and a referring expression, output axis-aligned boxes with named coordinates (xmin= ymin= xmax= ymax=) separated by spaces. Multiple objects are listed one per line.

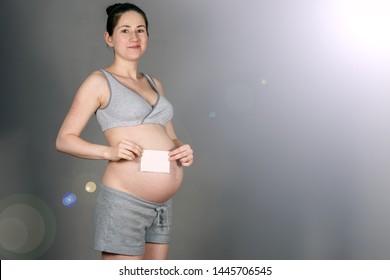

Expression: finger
xmin=121 ymin=154 xmax=135 ymax=161
xmin=170 ymin=152 xmax=188 ymax=161
xmin=120 ymin=141 xmax=143 ymax=156
xmin=170 ymin=148 xmax=193 ymax=161
xmin=168 ymin=149 xmax=181 ymax=157
xmin=172 ymin=154 xmax=193 ymax=162
xmin=180 ymin=157 xmax=193 ymax=166
xmin=180 ymin=154 xmax=193 ymax=163
xmin=129 ymin=146 xmax=143 ymax=157
xmin=169 ymin=144 xmax=190 ymax=156
xmin=129 ymin=142 xmax=143 ymax=156
xmin=119 ymin=149 xmax=136 ymax=160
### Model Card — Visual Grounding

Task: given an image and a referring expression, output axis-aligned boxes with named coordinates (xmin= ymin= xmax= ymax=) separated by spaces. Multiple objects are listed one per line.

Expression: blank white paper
xmin=140 ymin=150 xmax=170 ymax=173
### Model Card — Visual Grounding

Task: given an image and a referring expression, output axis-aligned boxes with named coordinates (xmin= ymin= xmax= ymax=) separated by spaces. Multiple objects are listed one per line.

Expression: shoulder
xmin=74 ymin=70 xmax=110 ymax=106
xmin=77 ymin=70 xmax=109 ymax=97
xmin=81 ymin=70 xmax=108 ymax=89
xmin=147 ymin=74 xmax=165 ymax=95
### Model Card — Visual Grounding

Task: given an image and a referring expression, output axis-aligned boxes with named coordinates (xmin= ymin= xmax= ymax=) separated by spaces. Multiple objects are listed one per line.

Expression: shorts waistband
xmin=99 ymin=184 xmax=171 ymax=229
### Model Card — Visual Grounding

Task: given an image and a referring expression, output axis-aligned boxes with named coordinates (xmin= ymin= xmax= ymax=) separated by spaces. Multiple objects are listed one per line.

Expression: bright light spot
xmin=62 ymin=192 xmax=77 ymax=208
xmin=261 ymin=79 xmax=267 ymax=86
xmin=334 ymin=0 xmax=390 ymax=53
xmin=85 ymin=181 xmax=97 ymax=193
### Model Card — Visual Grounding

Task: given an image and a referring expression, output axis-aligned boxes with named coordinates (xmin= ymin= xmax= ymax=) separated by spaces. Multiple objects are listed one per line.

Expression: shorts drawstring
xmin=155 ymin=206 xmax=169 ymax=229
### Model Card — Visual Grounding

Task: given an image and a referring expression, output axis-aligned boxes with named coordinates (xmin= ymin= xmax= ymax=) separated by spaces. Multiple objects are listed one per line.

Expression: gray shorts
xmin=94 ymin=184 xmax=173 ymax=256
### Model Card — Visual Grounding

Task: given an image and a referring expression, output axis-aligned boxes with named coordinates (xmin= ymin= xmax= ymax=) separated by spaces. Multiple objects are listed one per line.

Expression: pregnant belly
xmin=101 ymin=125 xmax=185 ymax=203
xmin=103 ymin=158 xmax=183 ymax=203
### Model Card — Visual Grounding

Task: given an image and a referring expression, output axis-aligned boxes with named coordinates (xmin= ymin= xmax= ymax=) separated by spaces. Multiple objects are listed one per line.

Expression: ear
xmin=104 ymin=32 xmax=114 ymax=47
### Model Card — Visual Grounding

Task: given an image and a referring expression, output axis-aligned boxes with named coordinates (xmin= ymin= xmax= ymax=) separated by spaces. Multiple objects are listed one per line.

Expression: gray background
xmin=1 ymin=0 xmax=390 ymax=259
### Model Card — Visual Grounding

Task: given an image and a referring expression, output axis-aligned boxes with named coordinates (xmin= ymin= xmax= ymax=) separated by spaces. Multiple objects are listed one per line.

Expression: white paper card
xmin=140 ymin=150 xmax=170 ymax=173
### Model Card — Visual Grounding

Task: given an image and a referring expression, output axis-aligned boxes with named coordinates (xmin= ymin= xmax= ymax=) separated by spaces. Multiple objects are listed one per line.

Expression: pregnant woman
xmin=56 ymin=3 xmax=193 ymax=260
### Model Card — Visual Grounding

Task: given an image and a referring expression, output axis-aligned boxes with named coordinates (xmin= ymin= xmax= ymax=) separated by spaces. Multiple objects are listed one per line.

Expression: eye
xmin=136 ymin=28 xmax=146 ymax=33
xmin=121 ymin=29 xmax=129 ymax=33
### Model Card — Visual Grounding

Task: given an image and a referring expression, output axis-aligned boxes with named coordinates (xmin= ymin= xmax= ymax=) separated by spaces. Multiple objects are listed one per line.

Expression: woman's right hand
xmin=106 ymin=139 xmax=143 ymax=161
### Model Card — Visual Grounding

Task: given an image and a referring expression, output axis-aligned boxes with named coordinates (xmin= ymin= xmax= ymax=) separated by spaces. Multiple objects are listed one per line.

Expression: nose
xmin=128 ymin=31 xmax=139 ymax=41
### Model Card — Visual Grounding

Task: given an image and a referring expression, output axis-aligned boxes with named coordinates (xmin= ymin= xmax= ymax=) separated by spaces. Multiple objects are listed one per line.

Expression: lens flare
xmin=62 ymin=192 xmax=77 ymax=208
xmin=0 ymin=194 xmax=56 ymax=259
xmin=208 ymin=112 xmax=217 ymax=119
xmin=85 ymin=181 xmax=97 ymax=193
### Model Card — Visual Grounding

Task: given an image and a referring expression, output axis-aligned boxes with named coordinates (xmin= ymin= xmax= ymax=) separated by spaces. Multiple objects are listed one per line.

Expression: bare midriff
xmin=101 ymin=124 xmax=183 ymax=203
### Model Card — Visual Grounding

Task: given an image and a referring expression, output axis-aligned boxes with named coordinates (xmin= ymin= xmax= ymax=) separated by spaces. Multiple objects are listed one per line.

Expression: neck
xmin=108 ymin=59 xmax=140 ymax=80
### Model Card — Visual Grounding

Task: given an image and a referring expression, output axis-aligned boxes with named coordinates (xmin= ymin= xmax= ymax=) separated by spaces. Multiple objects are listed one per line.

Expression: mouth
xmin=128 ymin=45 xmax=141 ymax=49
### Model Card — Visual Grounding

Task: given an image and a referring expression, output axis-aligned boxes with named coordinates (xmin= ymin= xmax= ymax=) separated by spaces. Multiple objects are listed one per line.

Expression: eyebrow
xmin=118 ymin=25 xmax=146 ymax=29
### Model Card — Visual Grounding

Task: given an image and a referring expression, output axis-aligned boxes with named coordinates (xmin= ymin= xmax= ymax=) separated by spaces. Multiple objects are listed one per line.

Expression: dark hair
xmin=106 ymin=3 xmax=149 ymax=36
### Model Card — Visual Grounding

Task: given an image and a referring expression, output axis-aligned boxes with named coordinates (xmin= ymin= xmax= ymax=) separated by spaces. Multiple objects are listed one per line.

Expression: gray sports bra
xmin=96 ymin=69 xmax=173 ymax=132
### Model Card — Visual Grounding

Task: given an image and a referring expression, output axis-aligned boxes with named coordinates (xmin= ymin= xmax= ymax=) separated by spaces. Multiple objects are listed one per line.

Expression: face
xmin=105 ymin=11 xmax=148 ymax=61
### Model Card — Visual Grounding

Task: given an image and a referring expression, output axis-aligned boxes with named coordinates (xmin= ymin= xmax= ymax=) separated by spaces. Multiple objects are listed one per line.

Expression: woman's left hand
xmin=169 ymin=144 xmax=194 ymax=167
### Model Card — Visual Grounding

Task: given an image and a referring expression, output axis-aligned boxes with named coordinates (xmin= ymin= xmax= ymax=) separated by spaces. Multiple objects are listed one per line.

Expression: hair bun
xmin=106 ymin=3 xmax=123 ymax=15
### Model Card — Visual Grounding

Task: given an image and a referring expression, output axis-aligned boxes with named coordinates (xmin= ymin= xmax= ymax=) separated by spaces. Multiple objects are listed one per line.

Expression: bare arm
xmin=56 ymin=71 xmax=142 ymax=161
